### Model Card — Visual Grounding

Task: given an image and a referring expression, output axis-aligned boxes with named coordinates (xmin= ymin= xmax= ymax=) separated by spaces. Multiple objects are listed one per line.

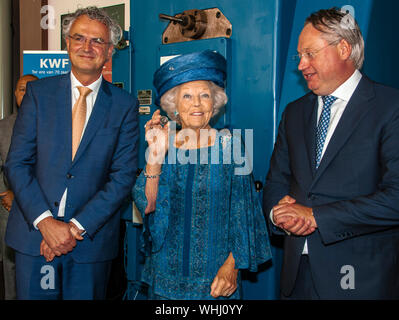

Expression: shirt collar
xmin=70 ymin=71 xmax=102 ymax=95
xmin=329 ymin=69 xmax=362 ymax=102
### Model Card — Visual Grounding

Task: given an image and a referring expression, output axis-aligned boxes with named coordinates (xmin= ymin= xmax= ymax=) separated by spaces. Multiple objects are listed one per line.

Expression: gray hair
xmin=305 ymin=8 xmax=364 ymax=69
xmin=160 ymin=81 xmax=228 ymax=125
xmin=62 ymin=6 xmax=122 ymax=46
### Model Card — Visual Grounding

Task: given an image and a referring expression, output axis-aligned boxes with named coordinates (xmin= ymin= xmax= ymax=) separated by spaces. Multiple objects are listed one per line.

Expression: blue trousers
xmin=15 ymin=251 xmax=112 ymax=300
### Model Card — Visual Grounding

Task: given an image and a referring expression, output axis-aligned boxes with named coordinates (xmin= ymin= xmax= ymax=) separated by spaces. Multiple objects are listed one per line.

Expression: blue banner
xmin=23 ymin=51 xmax=70 ymax=78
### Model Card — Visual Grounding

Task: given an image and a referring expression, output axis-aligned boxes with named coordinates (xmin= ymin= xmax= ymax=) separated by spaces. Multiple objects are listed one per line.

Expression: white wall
xmin=47 ymin=0 xmax=130 ymax=50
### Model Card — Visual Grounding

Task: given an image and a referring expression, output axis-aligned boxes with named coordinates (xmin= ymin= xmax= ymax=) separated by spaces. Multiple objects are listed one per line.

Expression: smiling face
xmin=297 ymin=23 xmax=355 ymax=96
xmin=175 ymin=80 xmax=214 ymax=130
xmin=66 ymin=15 xmax=113 ymax=84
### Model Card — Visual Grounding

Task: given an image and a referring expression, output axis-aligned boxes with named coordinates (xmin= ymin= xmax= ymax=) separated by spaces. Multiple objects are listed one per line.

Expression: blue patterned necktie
xmin=315 ymin=95 xmax=337 ymax=169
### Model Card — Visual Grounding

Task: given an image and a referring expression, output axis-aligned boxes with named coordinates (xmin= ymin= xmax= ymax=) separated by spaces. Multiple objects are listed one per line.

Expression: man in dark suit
xmin=0 ymin=74 xmax=38 ymax=299
xmin=263 ymin=8 xmax=399 ymax=299
xmin=4 ymin=6 xmax=139 ymax=299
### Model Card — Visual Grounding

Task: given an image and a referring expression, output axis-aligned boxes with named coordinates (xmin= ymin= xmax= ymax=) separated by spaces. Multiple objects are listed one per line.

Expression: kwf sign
xmin=40 ymin=58 xmax=69 ymax=69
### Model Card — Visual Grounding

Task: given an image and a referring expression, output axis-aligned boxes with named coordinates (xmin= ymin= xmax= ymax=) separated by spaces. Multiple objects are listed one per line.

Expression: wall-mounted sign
xmin=23 ymin=50 xmax=70 ymax=78
xmin=23 ymin=50 xmax=112 ymax=82
xmin=137 ymin=89 xmax=152 ymax=106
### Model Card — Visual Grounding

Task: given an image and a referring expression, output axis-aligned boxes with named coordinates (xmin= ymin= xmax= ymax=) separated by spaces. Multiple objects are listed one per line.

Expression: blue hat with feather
xmin=153 ymin=50 xmax=227 ymax=106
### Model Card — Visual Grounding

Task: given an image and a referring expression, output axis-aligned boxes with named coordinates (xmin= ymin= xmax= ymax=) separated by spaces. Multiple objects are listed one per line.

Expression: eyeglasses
xmin=68 ymin=34 xmax=110 ymax=48
xmin=293 ymin=40 xmax=340 ymax=62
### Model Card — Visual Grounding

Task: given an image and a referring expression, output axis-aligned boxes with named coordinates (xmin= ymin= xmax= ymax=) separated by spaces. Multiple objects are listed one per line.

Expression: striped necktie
xmin=315 ymin=95 xmax=337 ymax=169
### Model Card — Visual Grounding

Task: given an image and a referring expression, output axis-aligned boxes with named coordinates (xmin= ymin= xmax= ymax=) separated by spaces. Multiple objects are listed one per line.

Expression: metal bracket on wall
xmin=159 ymin=8 xmax=232 ymax=44
xmin=115 ymin=30 xmax=130 ymax=50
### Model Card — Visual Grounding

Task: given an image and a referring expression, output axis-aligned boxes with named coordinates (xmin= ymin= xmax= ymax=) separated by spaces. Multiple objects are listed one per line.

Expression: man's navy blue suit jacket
xmin=5 ymin=73 xmax=139 ymax=263
xmin=263 ymin=75 xmax=399 ymax=299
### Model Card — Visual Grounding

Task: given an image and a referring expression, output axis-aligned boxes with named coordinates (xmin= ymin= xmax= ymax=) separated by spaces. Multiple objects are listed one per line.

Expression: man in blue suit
xmin=263 ymin=8 xmax=399 ymax=299
xmin=4 ymin=6 xmax=139 ymax=299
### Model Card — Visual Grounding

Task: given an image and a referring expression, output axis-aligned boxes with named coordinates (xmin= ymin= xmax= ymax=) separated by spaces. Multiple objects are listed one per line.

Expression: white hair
xmin=160 ymin=81 xmax=228 ymax=125
xmin=62 ymin=6 xmax=122 ymax=46
xmin=306 ymin=8 xmax=364 ymax=69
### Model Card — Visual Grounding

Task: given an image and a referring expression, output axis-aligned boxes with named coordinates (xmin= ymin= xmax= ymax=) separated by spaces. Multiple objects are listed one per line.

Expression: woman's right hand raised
xmin=144 ymin=110 xmax=169 ymax=215
xmin=145 ymin=109 xmax=169 ymax=166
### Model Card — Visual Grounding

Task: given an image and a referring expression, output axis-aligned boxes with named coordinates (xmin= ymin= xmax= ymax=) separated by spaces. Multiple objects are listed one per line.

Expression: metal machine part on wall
xmin=115 ymin=35 xmax=128 ymax=50
xmin=159 ymin=8 xmax=232 ymax=44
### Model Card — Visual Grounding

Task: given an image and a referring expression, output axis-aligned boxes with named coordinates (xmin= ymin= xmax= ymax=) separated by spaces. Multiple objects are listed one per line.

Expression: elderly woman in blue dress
xmin=133 ymin=50 xmax=271 ymax=300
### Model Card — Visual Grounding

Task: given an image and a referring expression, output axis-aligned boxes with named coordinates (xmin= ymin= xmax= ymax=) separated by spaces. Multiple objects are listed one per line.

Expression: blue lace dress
xmin=132 ymin=130 xmax=271 ymax=299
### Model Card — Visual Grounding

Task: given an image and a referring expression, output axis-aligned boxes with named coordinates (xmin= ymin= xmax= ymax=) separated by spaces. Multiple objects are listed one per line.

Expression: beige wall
xmin=20 ymin=0 xmax=45 ymax=77
xmin=47 ymin=0 xmax=130 ymax=50
xmin=0 ymin=0 xmax=12 ymax=118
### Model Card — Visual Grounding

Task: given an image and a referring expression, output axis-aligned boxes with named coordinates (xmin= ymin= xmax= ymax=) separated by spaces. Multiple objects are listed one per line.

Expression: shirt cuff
xmin=270 ymin=208 xmax=276 ymax=225
xmin=33 ymin=210 xmax=53 ymax=230
xmin=270 ymin=208 xmax=291 ymax=235
xmin=69 ymin=218 xmax=86 ymax=236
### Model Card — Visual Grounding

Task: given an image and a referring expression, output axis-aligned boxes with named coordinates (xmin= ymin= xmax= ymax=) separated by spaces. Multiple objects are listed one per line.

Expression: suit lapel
xmin=311 ymin=75 xmax=376 ymax=186
xmin=56 ymin=74 xmax=73 ymax=161
xmin=72 ymin=79 xmax=112 ymax=164
xmin=303 ymin=94 xmax=318 ymax=178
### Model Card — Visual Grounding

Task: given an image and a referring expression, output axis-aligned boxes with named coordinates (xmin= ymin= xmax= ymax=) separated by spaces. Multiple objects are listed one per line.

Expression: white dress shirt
xmin=33 ymin=72 xmax=103 ymax=231
xmin=271 ymin=69 xmax=362 ymax=254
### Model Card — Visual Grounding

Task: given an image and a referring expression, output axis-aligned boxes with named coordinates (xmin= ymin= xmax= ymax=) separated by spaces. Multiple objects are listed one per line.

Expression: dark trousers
xmin=281 ymin=255 xmax=320 ymax=300
xmin=15 ymin=251 xmax=112 ymax=300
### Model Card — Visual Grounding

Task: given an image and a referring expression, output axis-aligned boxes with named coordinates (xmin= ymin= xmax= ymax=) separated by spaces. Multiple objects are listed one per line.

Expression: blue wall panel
xmin=114 ymin=0 xmax=399 ymax=300
xmin=362 ymin=0 xmax=399 ymax=90
xmin=126 ymin=0 xmax=284 ymax=300
xmin=131 ymin=0 xmax=280 ymax=180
